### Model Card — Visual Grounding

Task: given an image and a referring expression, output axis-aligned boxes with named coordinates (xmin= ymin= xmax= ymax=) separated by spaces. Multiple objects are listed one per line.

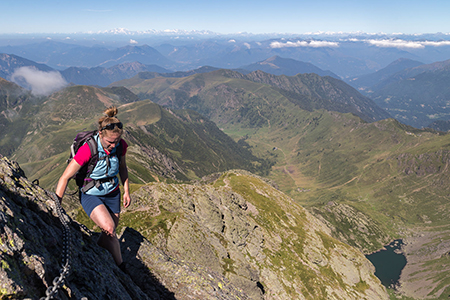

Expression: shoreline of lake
xmin=366 ymin=239 xmax=406 ymax=288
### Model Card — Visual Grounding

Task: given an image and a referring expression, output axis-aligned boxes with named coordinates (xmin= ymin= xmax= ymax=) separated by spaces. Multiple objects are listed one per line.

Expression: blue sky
xmin=2 ymin=0 xmax=450 ymax=35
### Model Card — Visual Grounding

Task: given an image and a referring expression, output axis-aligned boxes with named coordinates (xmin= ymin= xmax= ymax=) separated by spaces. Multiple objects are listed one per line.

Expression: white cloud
xmin=367 ymin=39 xmax=425 ymax=49
xmin=243 ymin=42 xmax=251 ymax=49
xmin=309 ymin=40 xmax=339 ymax=47
xmin=129 ymin=39 xmax=138 ymax=44
xmin=366 ymin=39 xmax=450 ymax=49
xmin=11 ymin=67 xmax=68 ymax=96
xmin=422 ymin=40 xmax=450 ymax=46
xmin=270 ymin=40 xmax=339 ymax=48
xmin=228 ymin=39 xmax=236 ymax=43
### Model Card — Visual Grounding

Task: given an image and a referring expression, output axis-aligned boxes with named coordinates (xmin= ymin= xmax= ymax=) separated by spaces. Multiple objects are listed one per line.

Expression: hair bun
xmin=104 ymin=106 xmax=118 ymax=118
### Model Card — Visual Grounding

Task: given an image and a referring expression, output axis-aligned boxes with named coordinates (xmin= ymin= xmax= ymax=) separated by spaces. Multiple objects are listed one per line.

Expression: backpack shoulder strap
xmin=85 ymin=135 xmax=100 ymax=175
xmin=86 ymin=137 xmax=98 ymax=157
xmin=116 ymin=141 xmax=123 ymax=162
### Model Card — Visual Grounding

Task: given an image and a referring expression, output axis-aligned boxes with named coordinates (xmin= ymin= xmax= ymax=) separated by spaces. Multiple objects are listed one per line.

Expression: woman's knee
xmin=101 ymin=223 xmax=116 ymax=237
xmin=90 ymin=205 xmax=117 ymax=236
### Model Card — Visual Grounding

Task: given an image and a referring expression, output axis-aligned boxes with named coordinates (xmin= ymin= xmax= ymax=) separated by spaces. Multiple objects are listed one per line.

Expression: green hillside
xmin=5 ymin=84 xmax=267 ymax=191
xmin=115 ymin=69 xmax=391 ymax=123
xmin=114 ymin=70 xmax=450 ymax=298
xmin=0 ymin=77 xmax=43 ymax=156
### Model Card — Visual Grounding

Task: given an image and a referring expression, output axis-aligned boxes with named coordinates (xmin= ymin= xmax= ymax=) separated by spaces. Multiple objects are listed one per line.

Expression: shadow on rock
xmin=120 ymin=227 xmax=176 ymax=300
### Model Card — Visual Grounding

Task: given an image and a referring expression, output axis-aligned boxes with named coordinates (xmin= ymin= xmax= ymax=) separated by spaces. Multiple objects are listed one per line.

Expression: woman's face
xmin=99 ymin=131 xmax=121 ymax=152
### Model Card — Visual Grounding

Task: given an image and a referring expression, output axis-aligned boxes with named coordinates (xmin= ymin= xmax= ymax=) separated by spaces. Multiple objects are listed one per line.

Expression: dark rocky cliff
xmin=0 ymin=156 xmax=249 ymax=299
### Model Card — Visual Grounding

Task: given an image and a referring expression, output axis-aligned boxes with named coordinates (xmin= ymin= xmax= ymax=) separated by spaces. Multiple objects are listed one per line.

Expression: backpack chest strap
xmin=80 ymin=176 xmax=116 ymax=193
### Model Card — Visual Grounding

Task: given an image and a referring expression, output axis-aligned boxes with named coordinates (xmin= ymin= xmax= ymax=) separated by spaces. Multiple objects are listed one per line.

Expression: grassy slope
xmin=101 ymin=170 xmax=388 ymax=300
xmin=118 ymin=71 xmax=450 ymax=298
xmin=12 ymin=83 xmax=268 ymax=191
xmin=121 ymin=71 xmax=450 ymax=230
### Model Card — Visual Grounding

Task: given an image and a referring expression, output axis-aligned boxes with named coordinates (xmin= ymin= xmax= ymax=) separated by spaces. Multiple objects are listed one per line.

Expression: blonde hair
xmin=98 ymin=106 xmax=123 ymax=134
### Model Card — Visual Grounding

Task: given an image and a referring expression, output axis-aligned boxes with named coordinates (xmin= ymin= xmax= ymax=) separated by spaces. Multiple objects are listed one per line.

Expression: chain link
xmin=40 ymin=191 xmax=72 ymax=300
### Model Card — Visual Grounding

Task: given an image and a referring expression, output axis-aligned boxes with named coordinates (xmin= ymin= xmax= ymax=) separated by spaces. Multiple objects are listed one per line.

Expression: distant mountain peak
xmin=240 ymin=56 xmax=340 ymax=78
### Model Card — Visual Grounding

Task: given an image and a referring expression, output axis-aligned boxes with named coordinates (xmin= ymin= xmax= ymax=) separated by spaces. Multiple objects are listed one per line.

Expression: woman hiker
xmin=55 ymin=106 xmax=131 ymax=271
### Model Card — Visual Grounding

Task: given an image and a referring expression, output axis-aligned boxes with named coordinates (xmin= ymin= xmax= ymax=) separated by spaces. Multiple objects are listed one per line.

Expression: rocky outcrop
xmin=121 ymin=170 xmax=389 ymax=299
xmin=0 ymin=156 xmax=249 ymax=299
xmin=396 ymin=150 xmax=450 ymax=177
xmin=311 ymin=201 xmax=391 ymax=253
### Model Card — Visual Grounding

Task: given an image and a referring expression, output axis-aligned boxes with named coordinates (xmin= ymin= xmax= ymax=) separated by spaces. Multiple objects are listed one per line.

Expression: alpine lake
xmin=366 ymin=240 xmax=407 ymax=288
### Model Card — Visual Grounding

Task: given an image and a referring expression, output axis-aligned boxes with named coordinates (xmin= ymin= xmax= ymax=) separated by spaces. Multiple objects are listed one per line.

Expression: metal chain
xmin=40 ymin=191 xmax=72 ymax=300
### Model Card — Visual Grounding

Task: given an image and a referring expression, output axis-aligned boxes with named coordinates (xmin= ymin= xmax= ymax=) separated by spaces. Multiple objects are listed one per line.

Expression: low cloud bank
xmin=270 ymin=40 xmax=340 ymax=48
xmin=269 ymin=38 xmax=450 ymax=50
xmin=364 ymin=39 xmax=450 ymax=49
xmin=11 ymin=67 xmax=68 ymax=96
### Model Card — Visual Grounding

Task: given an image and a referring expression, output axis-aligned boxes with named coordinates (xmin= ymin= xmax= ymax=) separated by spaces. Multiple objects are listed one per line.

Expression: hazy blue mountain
xmin=0 ymin=53 xmax=54 ymax=79
xmin=168 ymin=38 xmax=421 ymax=78
xmin=98 ymin=44 xmax=175 ymax=68
xmin=0 ymin=37 xmax=412 ymax=78
xmin=427 ymin=119 xmax=450 ymax=131
xmin=370 ymin=59 xmax=450 ymax=92
xmin=154 ymin=40 xmax=233 ymax=68
xmin=371 ymin=60 xmax=450 ymax=128
xmin=109 ymin=66 xmax=221 ymax=86
xmin=0 ymin=36 xmax=446 ymax=79
xmin=239 ymin=55 xmax=340 ymax=78
xmin=347 ymin=58 xmax=424 ymax=92
xmin=61 ymin=62 xmax=171 ymax=86
xmin=0 ymin=41 xmax=176 ymax=69
xmin=0 ymin=41 xmax=78 ymax=67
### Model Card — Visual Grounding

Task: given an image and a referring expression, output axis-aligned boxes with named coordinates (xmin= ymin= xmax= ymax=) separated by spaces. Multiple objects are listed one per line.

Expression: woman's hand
xmin=123 ymin=192 xmax=131 ymax=208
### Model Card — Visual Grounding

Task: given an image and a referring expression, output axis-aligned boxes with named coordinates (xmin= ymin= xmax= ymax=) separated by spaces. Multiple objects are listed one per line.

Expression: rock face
xmin=0 ymin=156 xmax=249 ymax=299
xmin=311 ymin=201 xmax=391 ymax=254
xmin=120 ymin=170 xmax=389 ymax=300
xmin=0 ymin=156 xmax=388 ymax=299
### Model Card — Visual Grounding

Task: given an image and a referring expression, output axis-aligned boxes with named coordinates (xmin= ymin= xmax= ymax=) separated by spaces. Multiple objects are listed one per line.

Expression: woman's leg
xmin=89 ymin=204 xmax=122 ymax=266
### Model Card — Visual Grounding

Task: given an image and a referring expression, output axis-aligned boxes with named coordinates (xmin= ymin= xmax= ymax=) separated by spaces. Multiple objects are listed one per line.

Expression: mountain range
xmin=112 ymin=68 xmax=390 ymax=123
xmin=0 ymin=53 xmax=54 ymax=79
xmin=347 ymin=58 xmax=450 ymax=128
xmin=5 ymin=42 xmax=450 ymax=128
xmin=0 ymin=73 xmax=393 ymax=298
xmin=239 ymin=55 xmax=340 ymax=78
xmin=110 ymin=69 xmax=450 ymax=298
xmin=347 ymin=58 xmax=425 ymax=91
xmin=0 ymin=51 xmax=336 ymax=88
xmin=61 ymin=62 xmax=171 ymax=86
xmin=3 ymin=34 xmax=450 ymax=78
xmin=3 ymin=34 xmax=450 ymax=298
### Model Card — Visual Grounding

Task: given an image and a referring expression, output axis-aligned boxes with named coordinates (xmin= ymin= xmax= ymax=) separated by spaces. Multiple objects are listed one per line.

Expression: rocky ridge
xmin=0 ymin=156 xmax=249 ymax=299
xmin=0 ymin=155 xmax=388 ymax=299
xmin=118 ymin=170 xmax=389 ymax=299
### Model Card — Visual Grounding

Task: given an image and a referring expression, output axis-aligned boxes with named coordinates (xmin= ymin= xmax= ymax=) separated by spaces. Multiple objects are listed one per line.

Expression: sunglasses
xmin=101 ymin=122 xmax=123 ymax=131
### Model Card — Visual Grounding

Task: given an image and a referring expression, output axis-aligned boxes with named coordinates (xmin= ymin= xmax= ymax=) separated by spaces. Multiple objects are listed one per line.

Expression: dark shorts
xmin=80 ymin=189 xmax=121 ymax=217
